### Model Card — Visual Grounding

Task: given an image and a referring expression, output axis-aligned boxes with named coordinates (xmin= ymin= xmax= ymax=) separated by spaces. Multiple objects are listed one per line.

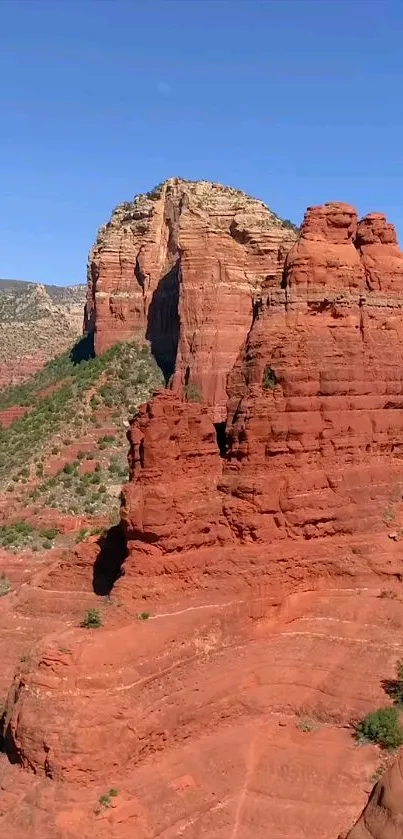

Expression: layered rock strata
xmin=223 ymin=203 xmax=403 ymax=541
xmin=121 ymin=202 xmax=403 ymax=556
xmin=86 ymin=179 xmax=297 ymax=421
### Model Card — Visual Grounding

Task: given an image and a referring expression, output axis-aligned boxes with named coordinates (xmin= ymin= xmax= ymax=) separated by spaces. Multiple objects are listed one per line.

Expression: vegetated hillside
xmin=0 ymin=338 xmax=163 ymax=552
xmin=0 ymin=279 xmax=86 ymax=386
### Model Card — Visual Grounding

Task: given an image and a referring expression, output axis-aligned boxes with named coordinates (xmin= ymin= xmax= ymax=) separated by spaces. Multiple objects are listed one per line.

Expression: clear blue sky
xmin=1 ymin=0 xmax=402 ymax=286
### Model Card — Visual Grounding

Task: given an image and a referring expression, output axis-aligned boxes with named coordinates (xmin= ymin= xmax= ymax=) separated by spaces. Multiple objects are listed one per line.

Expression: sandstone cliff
xmin=3 ymin=198 xmax=403 ymax=839
xmin=86 ymin=178 xmax=298 ymax=422
xmin=120 ymin=202 xmax=403 ymax=556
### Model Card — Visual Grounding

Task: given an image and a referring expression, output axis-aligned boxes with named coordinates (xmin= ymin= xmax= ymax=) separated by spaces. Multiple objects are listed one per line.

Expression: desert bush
xmin=39 ymin=527 xmax=59 ymax=541
xmin=355 ymin=706 xmax=403 ymax=750
xmin=81 ymin=608 xmax=102 ymax=629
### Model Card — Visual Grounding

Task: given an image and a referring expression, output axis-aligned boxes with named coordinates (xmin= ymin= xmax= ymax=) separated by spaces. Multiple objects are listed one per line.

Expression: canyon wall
xmin=86 ymin=178 xmax=297 ymax=421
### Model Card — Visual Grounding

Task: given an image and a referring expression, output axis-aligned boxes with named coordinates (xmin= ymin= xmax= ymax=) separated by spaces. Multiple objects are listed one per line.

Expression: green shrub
xmin=39 ymin=527 xmax=59 ymax=541
xmin=62 ymin=463 xmax=74 ymax=474
xmin=81 ymin=608 xmax=102 ymax=629
xmin=355 ymin=706 xmax=403 ymax=750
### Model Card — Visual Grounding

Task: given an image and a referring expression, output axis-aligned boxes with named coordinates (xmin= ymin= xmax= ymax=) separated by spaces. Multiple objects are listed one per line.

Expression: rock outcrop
xmin=223 ymin=202 xmax=403 ymax=541
xmin=86 ymin=179 xmax=297 ymax=421
xmin=121 ymin=390 xmax=230 ymax=555
xmin=344 ymin=752 xmax=403 ymax=838
xmin=121 ymin=202 xmax=403 ymax=557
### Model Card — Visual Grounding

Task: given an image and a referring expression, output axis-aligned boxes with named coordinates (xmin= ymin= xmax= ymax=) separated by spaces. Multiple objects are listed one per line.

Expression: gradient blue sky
xmin=1 ymin=0 xmax=402 ymax=285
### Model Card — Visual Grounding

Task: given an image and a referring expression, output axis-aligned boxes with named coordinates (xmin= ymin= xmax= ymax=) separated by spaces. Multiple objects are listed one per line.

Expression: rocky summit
xmin=86 ymin=178 xmax=298 ymax=421
xmin=1 ymin=181 xmax=403 ymax=839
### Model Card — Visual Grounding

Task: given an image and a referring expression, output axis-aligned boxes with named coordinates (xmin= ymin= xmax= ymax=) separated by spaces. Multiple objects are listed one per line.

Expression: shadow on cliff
xmin=146 ymin=261 xmax=180 ymax=383
xmin=92 ymin=523 xmax=128 ymax=596
xmin=70 ymin=332 xmax=95 ymax=364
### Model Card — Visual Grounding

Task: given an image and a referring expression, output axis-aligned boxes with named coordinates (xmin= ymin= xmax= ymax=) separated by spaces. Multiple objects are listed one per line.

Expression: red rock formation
xmin=120 ymin=203 xmax=403 ymax=554
xmin=120 ymin=389 xmax=231 ymax=557
xmin=222 ymin=202 xmax=403 ymax=542
xmin=344 ymin=752 xmax=403 ymax=838
xmin=3 ymin=199 xmax=403 ymax=839
xmin=86 ymin=179 xmax=297 ymax=421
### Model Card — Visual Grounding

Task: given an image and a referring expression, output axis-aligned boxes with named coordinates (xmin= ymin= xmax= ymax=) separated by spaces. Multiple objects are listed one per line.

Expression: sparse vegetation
xmin=369 ymin=765 xmax=385 ymax=784
xmin=379 ymin=589 xmax=398 ymax=600
xmin=81 ymin=608 xmax=102 ymax=629
xmin=296 ymin=717 xmax=318 ymax=733
xmin=383 ymin=506 xmax=396 ymax=523
xmin=282 ymin=218 xmax=300 ymax=233
xmin=0 ymin=521 xmax=60 ymax=552
xmin=0 ymin=339 xmax=162 ymax=524
xmin=262 ymin=365 xmax=278 ymax=390
xmin=382 ymin=660 xmax=403 ymax=706
xmin=355 ymin=706 xmax=403 ymax=750
xmin=184 ymin=382 xmax=203 ymax=403
xmin=0 ymin=573 xmax=11 ymax=596
xmin=95 ymin=788 xmax=119 ymax=814
xmin=137 ymin=611 xmax=151 ymax=621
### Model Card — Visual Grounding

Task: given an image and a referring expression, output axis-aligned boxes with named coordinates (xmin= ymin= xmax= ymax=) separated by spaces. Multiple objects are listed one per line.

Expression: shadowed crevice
xmin=92 ymin=523 xmax=128 ymax=596
xmin=214 ymin=421 xmax=227 ymax=457
xmin=69 ymin=332 xmax=95 ymax=365
xmin=146 ymin=261 xmax=180 ymax=383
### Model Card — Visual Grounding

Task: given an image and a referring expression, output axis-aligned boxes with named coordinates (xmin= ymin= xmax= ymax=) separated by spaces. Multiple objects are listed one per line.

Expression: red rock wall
xmin=120 ymin=390 xmax=231 ymax=558
xmin=122 ymin=203 xmax=403 ymax=556
xmin=87 ymin=179 xmax=297 ymax=422
xmin=224 ymin=203 xmax=403 ymax=541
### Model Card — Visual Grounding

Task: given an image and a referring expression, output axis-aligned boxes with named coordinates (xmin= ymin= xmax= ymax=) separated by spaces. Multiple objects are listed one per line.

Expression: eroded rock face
xmin=121 ymin=203 xmax=403 ymax=553
xmin=223 ymin=202 xmax=403 ymax=541
xmin=120 ymin=390 xmax=231 ymax=556
xmin=86 ymin=178 xmax=297 ymax=421
xmin=3 ymin=200 xmax=403 ymax=838
xmin=344 ymin=752 xmax=403 ymax=838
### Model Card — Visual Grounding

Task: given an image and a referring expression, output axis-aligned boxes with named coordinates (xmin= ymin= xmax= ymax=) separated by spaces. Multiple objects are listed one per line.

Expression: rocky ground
xmin=1 ymin=535 xmax=403 ymax=839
